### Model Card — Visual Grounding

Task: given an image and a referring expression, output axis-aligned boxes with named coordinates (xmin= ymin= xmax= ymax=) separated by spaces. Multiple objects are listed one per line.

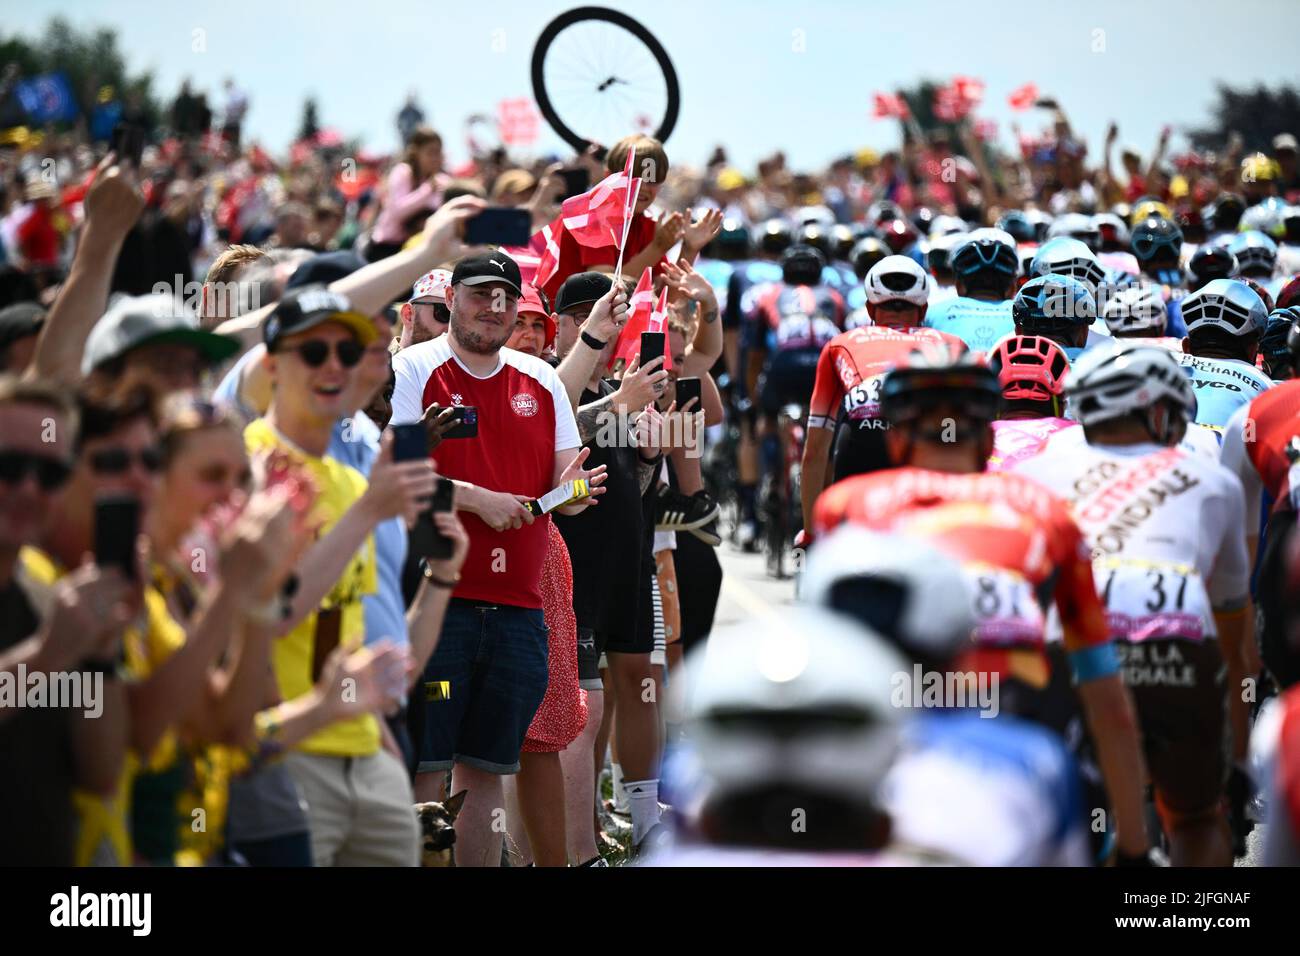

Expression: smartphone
xmin=675 ymin=376 xmax=702 ymax=412
xmin=560 ymin=167 xmax=590 ymax=200
xmin=110 ymin=122 xmax=145 ymax=167
xmin=442 ymin=406 xmax=478 ymax=439
xmin=391 ymin=422 xmax=428 ymax=462
xmin=94 ymin=496 xmax=140 ymax=581
xmin=463 ymin=207 xmax=532 ymax=247
xmin=640 ymin=332 xmax=666 ymax=370
xmin=410 ymin=478 xmax=457 ymax=561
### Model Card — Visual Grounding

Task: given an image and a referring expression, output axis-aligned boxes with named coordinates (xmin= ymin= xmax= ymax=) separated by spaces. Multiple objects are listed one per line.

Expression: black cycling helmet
xmin=710 ymin=217 xmax=752 ymax=259
xmin=881 ymin=343 xmax=999 ymax=426
xmin=910 ymin=206 xmax=935 ymax=237
xmin=1187 ymin=245 xmax=1238 ymax=289
xmin=756 ymin=219 xmax=794 ymax=256
xmin=868 ymin=200 xmax=904 ymax=225
xmin=1261 ymin=307 xmax=1300 ymax=365
xmin=850 ymin=237 xmax=889 ymax=280
xmin=781 ymin=243 xmax=827 ymax=286
xmin=996 ymin=211 xmax=1035 ymax=245
xmin=830 ymin=224 xmax=857 ymax=261
xmin=795 ymin=223 xmax=832 ymax=259
xmin=1130 ymin=216 xmax=1184 ymax=264
xmin=1206 ymin=192 xmax=1246 ymax=233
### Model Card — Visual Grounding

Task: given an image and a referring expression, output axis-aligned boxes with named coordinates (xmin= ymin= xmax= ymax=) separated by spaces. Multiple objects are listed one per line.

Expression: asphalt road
xmin=710 ymin=539 xmax=1267 ymax=866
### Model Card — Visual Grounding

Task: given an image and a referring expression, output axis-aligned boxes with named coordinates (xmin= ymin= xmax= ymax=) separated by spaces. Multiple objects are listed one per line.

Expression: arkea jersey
xmin=923 ymin=296 xmax=1015 ymax=353
xmin=812 ymin=467 xmax=1110 ymax=685
xmin=1012 ymin=441 xmax=1251 ymax=643
xmin=807 ymin=325 xmax=966 ymax=431
xmin=390 ymin=336 xmax=580 ymax=609
xmin=745 ymin=281 xmax=846 ymax=354
xmin=1177 ymin=353 xmax=1273 ymax=429
xmin=1220 ymin=380 xmax=1300 ymax=525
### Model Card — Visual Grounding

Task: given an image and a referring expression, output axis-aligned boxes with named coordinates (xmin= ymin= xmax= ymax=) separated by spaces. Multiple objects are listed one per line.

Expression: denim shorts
xmin=415 ymin=601 xmax=549 ymax=775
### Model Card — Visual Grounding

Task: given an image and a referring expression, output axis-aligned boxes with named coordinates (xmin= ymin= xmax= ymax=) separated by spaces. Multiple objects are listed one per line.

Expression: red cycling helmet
xmin=988 ymin=334 xmax=1070 ymax=405
xmin=1277 ymin=275 xmax=1300 ymax=312
xmin=879 ymin=217 xmax=918 ymax=254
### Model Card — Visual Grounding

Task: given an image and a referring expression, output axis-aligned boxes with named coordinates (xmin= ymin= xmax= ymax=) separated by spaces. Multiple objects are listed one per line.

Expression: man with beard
xmin=390 ymin=251 xmax=607 ymax=867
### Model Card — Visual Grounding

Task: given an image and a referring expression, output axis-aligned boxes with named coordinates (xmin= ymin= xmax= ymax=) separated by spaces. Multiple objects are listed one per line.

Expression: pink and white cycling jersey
xmin=1011 ymin=439 xmax=1251 ymax=643
xmin=987 ymin=418 xmax=1076 ymax=472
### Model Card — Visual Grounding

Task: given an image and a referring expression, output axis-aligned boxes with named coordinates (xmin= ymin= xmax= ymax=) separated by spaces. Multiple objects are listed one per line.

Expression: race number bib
xmin=843 ymin=374 xmax=885 ymax=421
xmin=961 ymin=564 xmax=1046 ymax=647
xmin=1092 ymin=557 xmax=1211 ymax=642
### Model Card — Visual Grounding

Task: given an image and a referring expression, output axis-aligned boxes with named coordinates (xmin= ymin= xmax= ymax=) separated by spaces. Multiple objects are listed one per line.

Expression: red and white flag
xmin=872 ymin=92 xmax=910 ymax=119
xmin=497 ymin=98 xmax=540 ymax=146
xmin=1008 ymin=83 xmax=1039 ymax=111
xmin=610 ymin=269 xmax=673 ymax=373
xmin=952 ymin=76 xmax=986 ymax=106
xmin=973 ymin=117 xmax=999 ymax=142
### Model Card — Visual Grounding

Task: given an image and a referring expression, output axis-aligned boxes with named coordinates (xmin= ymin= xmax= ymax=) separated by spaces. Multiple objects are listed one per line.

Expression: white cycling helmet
xmin=802 ymin=527 xmax=975 ymax=666
xmin=1227 ymin=230 xmax=1279 ymax=277
xmin=865 ymin=254 xmax=932 ymax=307
xmin=928 ymin=214 xmax=969 ymax=240
xmin=1065 ymin=339 xmax=1197 ymax=430
xmin=1101 ymin=285 xmax=1169 ymax=336
xmin=1181 ymin=278 xmax=1269 ymax=337
xmin=679 ymin=606 xmax=906 ymax=813
xmin=1092 ymin=212 xmax=1131 ymax=247
xmin=1029 ymin=236 xmax=1107 ymax=292
xmin=1047 ymin=212 xmax=1101 ymax=251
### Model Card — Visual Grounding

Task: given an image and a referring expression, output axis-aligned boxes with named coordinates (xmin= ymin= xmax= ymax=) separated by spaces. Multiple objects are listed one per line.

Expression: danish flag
xmin=610 ymin=267 xmax=673 ymax=373
xmin=1008 ymin=83 xmax=1039 ymax=111
xmin=872 ymin=92 xmax=910 ymax=120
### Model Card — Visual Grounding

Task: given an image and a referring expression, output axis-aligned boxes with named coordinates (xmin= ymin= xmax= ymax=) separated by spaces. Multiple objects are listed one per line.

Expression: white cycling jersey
xmin=1012 ymin=439 xmax=1251 ymax=642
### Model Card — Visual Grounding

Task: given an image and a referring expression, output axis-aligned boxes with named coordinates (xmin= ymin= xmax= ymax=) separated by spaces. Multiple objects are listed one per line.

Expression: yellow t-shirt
xmin=19 ymin=547 xmax=186 ymax=867
xmin=244 ymin=418 xmax=379 ymax=757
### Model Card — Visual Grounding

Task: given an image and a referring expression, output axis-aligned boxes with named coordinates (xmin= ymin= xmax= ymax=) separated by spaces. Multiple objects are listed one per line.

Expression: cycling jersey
xmin=879 ymin=711 xmax=1090 ymax=866
xmin=807 ymin=326 xmax=966 ymax=431
xmin=1176 ymin=353 xmax=1273 ymax=429
xmin=1220 ymin=379 xmax=1300 ymax=524
xmin=724 ymin=260 xmax=782 ymax=330
xmin=744 ymin=281 xmax=846 ymax=354
xmin=923 ymin=296 xmax=1015 ymax=353
xmin=693 ymin=257 xmax=736 ymax=315
xmin=846 ymin=285 xmax=866 ymax=312
xmin=988 ymin=418 xmax=1077 ymax=471
xmin=812 ymin=467 xmax=1112 ymax=688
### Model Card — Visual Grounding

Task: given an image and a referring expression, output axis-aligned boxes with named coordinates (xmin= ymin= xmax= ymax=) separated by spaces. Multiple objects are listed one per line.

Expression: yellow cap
xmin=716 ymin=167 xmax=746 ymax=191
xmin=856 ymin=147 xmax=880 ymax=169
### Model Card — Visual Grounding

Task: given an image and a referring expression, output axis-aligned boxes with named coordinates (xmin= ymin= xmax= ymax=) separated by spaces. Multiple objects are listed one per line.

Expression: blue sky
xmin=8 ymin=0 xmax=1300 ymax=171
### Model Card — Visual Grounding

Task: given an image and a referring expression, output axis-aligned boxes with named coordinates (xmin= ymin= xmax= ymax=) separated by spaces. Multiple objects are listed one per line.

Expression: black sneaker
xmin=654 ymin=487 xmax=720 ymax=532
xmin=688 ymin=519 xmax=722 ymax=547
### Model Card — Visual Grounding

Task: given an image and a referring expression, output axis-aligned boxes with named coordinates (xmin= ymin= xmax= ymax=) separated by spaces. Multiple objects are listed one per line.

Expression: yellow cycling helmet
xmin=1241 ymin=152 xmax=1280 ymax=183
xmin=1129 ymin=198 xmax=1172 ymax=227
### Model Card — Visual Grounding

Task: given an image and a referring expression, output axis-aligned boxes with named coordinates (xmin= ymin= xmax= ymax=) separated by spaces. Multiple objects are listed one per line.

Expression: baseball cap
xmin=285 ymin=250 xmax=367 ymax=290
xmin=450 ymin=252 xmax=523 ymax=296
xmin=82 ymin=294 xmax=241 ymax=376
xmin=262 ymin=285 xmax=378 ymax=351
xmin=410 ymin=268 xmax=452 ymax=305
xmin=518 ymin=283 xmax=557 ymax=347
xmin=0 ymin=302 xmax=46 ymax=351
xmin=1274 ymin=133 xmax=1298 ymax=153
xmin=554 ymin=272 xmax=613 ymax=314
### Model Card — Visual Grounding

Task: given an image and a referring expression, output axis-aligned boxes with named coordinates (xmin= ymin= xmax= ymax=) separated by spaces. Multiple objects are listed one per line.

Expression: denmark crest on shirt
xmin=512 ymin=393 xmax=539 ymax=417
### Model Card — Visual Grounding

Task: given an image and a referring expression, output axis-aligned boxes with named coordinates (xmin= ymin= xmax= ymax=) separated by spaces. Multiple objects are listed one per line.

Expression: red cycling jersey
xmin=811 ymin=466 xmax=1110 ymax=686
xmin=807 ymin=326 xmax=967 ymax=430
xmin=1244 ymin=380 xmax=1300 ymax=515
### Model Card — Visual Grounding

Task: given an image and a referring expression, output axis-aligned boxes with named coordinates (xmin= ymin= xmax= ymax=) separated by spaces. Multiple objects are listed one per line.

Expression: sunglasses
xmin=0 ymin=450 xmax=73 ymax=491
xmin=280 ymin=339 xmax=364 ymax=368
xmin=89 ymin=446 xmax=164 ymax=476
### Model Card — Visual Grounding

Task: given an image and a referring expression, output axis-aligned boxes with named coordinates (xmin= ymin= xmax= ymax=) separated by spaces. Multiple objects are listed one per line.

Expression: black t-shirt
xmin=0 ymin=577 xmax=77 ymax=865
xmin=556 ymin=381 xmax=646 ymax=629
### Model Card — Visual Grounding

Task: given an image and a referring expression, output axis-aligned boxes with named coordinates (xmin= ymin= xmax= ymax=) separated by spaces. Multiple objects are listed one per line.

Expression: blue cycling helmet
xmin=1029 ymin=237 xmax=1106 ymax=291
xmin=1227 ymin=230 xmax=1279 ymax=278
xmin=1130 ymin=216 xmax=1184 ymax=263
xmin=950 ymin=227 xmax=1019 ymax=277
xmin=1013 ymin=274 xmax=1098 ymax=332
xmin=1260 ymin=307 xmax=1300 ymax=361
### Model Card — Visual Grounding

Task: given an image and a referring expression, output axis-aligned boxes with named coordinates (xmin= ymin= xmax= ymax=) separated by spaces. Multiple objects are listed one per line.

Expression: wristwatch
xmin=581 ymin=330 xmax=607 ymax=351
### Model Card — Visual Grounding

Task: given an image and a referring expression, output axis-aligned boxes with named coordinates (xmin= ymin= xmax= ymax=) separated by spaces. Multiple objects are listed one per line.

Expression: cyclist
xmin=985 ymin=334 xmax=1076 ymax=471
xmin=1011 ymin=341 xmax=1252 ymax=866
xmin=1187 ymin=244 xmax=1238 ymax=291
xmin=1219 ymin=308 xmax=1300 ymax=689
xmin=648 ymin=606 xmax=912 ymax=865
xmin=1176 ymin=278 xmax=1273 ymax=432
xmin=1205 ymin=192 xmax=1247 ymax=243
xmin=1101 ymin=285 xmax=1184 ymax=351
xmin=1260 ymin=307 xmax=1300 ymax=381
xmin=1128 ymin=216 xmax=1191 ymax=336
xmin=810 ymin=346 xmax=1153 ymax=864
xmin=922 ymin=228 xmax=1019 ymax=353
xmin=1011 ymin=274 xmax=1100 ymax=360
xmin=1047 ymin=212 xmax=1101 ymax=252
xmin=1025 ymin=236 xmax=1119 ymax=342
xmin=743 ymin=243 xmax=845 ymax=551
xmin=800 ymin=255 xmax=965 ymax=530
xmin=1229 ymin=230 xmax=1286 ymax=300
xmin=727 ymin=218 xmax=790 ymax=549
xmin=802 ymin=526 xmax=1093 ymax=866
xmin=925 ymin=232 xmax=963 ymax=306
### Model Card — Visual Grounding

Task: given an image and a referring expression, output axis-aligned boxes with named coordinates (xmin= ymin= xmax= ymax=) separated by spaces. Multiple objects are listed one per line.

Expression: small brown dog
xmin=415 ymin=791 xmax=467 ymax=867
